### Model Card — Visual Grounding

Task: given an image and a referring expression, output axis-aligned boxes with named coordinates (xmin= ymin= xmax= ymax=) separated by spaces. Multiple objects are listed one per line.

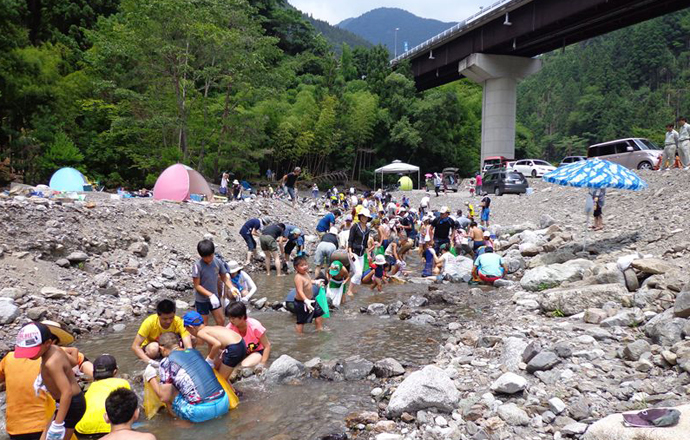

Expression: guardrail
xmin=390 ymin=0 xmax=518 ymax=65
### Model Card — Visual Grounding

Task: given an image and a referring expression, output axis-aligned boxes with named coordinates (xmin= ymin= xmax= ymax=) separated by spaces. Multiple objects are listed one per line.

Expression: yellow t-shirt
xmin=137 ymin=314 xmax=189 ymax=346
xmin=0 ymin=353 xmax=48 ymax=435
xmin=75 ymin=378 xmax=131 ymax=435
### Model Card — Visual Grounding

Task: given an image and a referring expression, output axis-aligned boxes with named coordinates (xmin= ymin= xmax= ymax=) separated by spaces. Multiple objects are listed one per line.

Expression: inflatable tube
xmin=215 ymin=371 xmax=239 ymax=410
xmin=329 ymin=249 xmax=351 ymax=271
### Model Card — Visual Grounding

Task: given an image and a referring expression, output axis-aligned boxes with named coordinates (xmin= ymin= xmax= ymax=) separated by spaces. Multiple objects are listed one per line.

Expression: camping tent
xmin=398 ymin=176 xmax=413 ymax=191
xmin=374 ymin=160 xmax=420 ymax=190
xmin=49 ymin=167 xmax=91 ymax=192
xmin=153 ymin=164 xmax=214 ymax=202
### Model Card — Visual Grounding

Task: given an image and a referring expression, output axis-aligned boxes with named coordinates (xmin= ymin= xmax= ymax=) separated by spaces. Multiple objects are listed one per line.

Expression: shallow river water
xmin=67 ymin=261 xmax=457 ymax=440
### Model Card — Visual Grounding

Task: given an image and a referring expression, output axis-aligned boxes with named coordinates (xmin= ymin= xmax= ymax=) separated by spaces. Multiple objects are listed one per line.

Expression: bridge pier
xmin=459 ymin=54 xmax=542 ymax=166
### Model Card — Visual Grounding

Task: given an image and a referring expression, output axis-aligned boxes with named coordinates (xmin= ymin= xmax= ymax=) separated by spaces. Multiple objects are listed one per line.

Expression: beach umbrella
xmin=542 ymin=159 xmax=648 ymax=249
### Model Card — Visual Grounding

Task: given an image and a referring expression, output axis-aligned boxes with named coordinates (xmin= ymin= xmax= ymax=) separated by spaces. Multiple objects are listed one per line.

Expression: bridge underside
xmin=411 ymin=0 xmax=689 ymax=90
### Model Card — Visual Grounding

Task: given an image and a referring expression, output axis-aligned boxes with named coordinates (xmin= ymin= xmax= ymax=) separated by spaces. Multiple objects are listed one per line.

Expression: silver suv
xmin=587 ymin=138 xmax=661 ymax=170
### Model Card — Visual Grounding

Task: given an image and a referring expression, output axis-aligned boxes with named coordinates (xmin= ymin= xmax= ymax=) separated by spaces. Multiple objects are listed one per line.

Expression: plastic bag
xmin=215 ymin=371 xmax=239 ymax=410
xmin=143 ymin=380 xmax=166 ymax=420
xmin=315 ymin=286 xmax=330 ymax=318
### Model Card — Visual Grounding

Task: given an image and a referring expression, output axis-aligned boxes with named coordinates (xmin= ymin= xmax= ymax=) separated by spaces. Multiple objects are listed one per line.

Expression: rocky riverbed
xmin=2 ymin=170 xmax=690 ymax=440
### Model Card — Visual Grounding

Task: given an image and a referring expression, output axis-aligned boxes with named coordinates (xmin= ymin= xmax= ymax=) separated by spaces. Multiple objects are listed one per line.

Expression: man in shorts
xmin=281 ymin=167 xmax=301 ymax=207
xmin=131 ymin=299 xmax=193 ymax=367
xmin=259 ymin=222 xmax=286 ymax=276
xmin=314 ymin=227 xmax=339 ymax=277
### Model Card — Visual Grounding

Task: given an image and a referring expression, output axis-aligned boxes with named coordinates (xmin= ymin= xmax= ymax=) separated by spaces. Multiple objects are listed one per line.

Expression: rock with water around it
xmin=345 ymin=411 xmax=379 ymax=428
xmin=406 ymin=295 xmax=428 ymax=308
xmin=254 ymin=297 xmax=267 ymax=309
xmin=631 ymin=258 xmax=673 ymax=275
xmin=342 ymin=356 xmax=374 ymax=381
xmin=526 ymin=351 xmax=560 ymax=373
xmin=66 ymin=251 xmax=88 ymax=263
xmin=386 ymin=365 xmax=461 ymax=417
xmin=622 ymin=339 xmax=651 ymax=361
xmin=497 ymin=403 xmax=530 ymax=426
xmin=373 ymin=358 xmax=405 ymax=378
xmin=0 ymin=299 xmax=20 ymax=324
xmin=583 ymin=404 xmax=690 ymax=440
xmin=539 ymin=283 xmax=628 ymax=316
xmin=674 ymin=290 xmax=690 ymax=318
xmin=367 ymin=303 xmax=388 ymax=315
xmin=490 ymin=372 xmax=527 ymax=394
xmin=521 ymin=259 xmax=594 ymax=291
xmin=265 ymin=354 xmax=305 ymax=383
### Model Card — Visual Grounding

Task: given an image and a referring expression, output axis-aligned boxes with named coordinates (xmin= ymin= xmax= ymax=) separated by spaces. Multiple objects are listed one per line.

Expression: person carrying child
xmin=293 ymin=256 xmax=325 ymax=334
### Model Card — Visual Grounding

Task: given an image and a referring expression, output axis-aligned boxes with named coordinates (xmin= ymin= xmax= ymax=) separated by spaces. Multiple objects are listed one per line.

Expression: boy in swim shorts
xmin=293 ymin=256 xmax=325 ymax=334
xmin=182 ymin=311 xmax=246 ymax=381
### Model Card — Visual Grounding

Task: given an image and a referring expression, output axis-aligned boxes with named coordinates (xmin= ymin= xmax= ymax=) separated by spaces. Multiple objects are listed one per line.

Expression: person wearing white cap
xmin=347 ymin=207 xmax=372 ymax=297
xmin=430 ymin=206 xmax=454 ymax=253
xmin=227 ymin=260 xmax=257 ymax=302
xmin=371 ymin=254 xmax=388 ymax=292
xmin=231 ymin=179 xmax=243 ymax=201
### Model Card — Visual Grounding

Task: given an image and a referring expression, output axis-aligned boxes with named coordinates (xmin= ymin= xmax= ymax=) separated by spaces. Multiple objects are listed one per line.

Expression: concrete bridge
xmin=391 ymin=0 xmax=689 ymax=164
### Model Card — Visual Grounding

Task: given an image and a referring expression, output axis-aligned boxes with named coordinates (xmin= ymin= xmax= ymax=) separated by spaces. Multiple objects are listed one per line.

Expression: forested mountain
xmin=338 ymin=8 xmax=456 ymax=57
xmin=304 ymin=15 xmax=373 ymax=54
xmin=517 ymin=9 xmax=690 ymax=160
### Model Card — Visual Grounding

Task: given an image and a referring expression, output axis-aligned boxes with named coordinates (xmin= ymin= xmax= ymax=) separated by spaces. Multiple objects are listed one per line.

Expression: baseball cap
xmin=483 ymin=231 xmax=491 ymax=237
xmin=93 ymin=354 xmax=118 ymax=380
xmin=440 ymin=206 xmax=451 ymax=214
xmin=291 ymin=228 xmax=301 ymax=236
xmin=183 ymin=311 xmax=204 ymax=327
xmin=15 ymin=322 xmax=51 ymax=359
xmin=329 ymin=261 xmax=343 ymax=276
xmin=359 ymin=208 xmax=372 ymax=219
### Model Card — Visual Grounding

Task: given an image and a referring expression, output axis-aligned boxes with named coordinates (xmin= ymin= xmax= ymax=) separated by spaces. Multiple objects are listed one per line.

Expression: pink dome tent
xmin=153 ymin=164 xmax=214 ymax=202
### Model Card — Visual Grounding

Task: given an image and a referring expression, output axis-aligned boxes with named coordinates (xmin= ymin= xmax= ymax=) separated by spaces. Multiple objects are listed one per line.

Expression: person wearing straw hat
xmin=41 ymin=320 xmax=94 ymax=381
xmin=227 ymin=260 xmax=257 ymax=303
xmin=347 ymin=208 xmax=373 ymax=298
xmin=231 ymin=179 xmax=243 ymax=200
xmin=14 ymin=322 xmax=86 ymax=440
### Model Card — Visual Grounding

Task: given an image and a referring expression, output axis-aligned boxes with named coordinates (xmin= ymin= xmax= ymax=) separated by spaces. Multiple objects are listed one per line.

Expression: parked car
xmin=559 ymin=156 xmax=586 ymax=167
xmin=442 ymin=167 xmax=459 ymax=192
xmin=481 ymin=156 xmax=512 ymax=173
xmin=512 ymin=159 xmax=556 ymax=177
xmin=481 ymin=169 xmax=528 ymax=196
xmin=506 ymin=161 xmax=517 ymax=170
xmin=586 ymin=138 xmax=661 ymax=170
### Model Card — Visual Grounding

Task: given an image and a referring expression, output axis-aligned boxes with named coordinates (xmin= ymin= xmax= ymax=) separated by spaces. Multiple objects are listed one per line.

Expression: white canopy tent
xmin=374 ymin=160 xmax=421 ymax=190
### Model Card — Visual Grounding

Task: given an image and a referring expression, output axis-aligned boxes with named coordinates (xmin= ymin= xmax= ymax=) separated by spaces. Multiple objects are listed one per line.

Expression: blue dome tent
xmin=49 ymin=167 xmax=91 ymax=192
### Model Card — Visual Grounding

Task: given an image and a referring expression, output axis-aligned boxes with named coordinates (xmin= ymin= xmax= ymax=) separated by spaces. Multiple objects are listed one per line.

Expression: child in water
xmin=293 ymin=256 xmax=325 ymax=334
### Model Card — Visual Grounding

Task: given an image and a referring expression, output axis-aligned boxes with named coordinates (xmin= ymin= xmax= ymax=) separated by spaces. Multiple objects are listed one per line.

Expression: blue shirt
xmin=475 ymin=253 xmax=504 ymax=277
xmin=240 ymin=218 xmax=261 ymax=235
xmin=316 ymin=213 xmax=336 ymax=232
xmin=283 ymin=225 xmax=304 ymax=246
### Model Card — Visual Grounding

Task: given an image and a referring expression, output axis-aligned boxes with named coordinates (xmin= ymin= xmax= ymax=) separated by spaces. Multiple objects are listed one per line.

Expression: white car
xmin=513 ymin=159 xmax=556 ymax=177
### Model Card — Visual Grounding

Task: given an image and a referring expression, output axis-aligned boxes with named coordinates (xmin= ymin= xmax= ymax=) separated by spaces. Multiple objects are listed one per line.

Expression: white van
xmin=587 ymin=138 xmax=661 ymax=170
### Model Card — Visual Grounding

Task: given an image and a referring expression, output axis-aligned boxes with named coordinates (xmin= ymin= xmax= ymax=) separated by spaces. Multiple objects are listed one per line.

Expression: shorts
xmin=594 ymin=206 xmax=602 ymax=218
xmin=481 ymin=209 xmax=490 ymax=222
xmin=315 ymin=242 xmax=336 ymax=265
xmin=385 ymin=255 xmax=396 ymax=266
xmin=195 ymin=300 xmax=221 ymax=315
xmin=241 ymin=232 xmax=256 ymax=251
xmin=9 ymin=434 xmax=42 ymax=440
xmin=473 ymin=240 xmax=485 ymax=251
xmin=172 ymin=392 xmax=229 ymax=423
xmin=219 ymin=187 xmax=228 ymax=195
xmin=221 ymin=339 xmax=247 ymax=368
xmin=294 ymin=299 xmax=324 ymax=325
xmin=55 ymin=391 xmax=87 ymax=429
xmin=286 ymin=186 xmax=296 ymax=201
xmin=260 ymin=235 xmax=278 ymax=252
xmin=479 ymin=272 xmax=502 ymax=284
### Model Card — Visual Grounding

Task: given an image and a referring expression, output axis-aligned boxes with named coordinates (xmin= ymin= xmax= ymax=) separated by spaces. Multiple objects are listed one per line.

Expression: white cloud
xmin=289 ymin=0 xmax=490 ymax=25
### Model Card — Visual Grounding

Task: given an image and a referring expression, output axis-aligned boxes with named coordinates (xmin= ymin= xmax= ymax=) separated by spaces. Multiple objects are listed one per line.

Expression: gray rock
xmin=584 ymin=308 xmax=608 ymax=324
xmin=645 ymin=309 xmax=686 ymax=346
xmin=373 ymin=358 xmax=405 ymax=378
xmin=265 ymin=354 xmax=305 ymax=383
xmin=342 ymin=356 xmax=374 ymax=381
xmin=497 ymin=403 xmax=530 ymax=426
xmin=98 ymin=286 xmax=119 ymax=297
xmin=0 ymin=287 xmax=23 ymax=300
xmin=600 ymin=309 xmax=644 ymax=328
xmin=40 ymin=287 xmax=68 ymax=299
xmin=568 ymin=398 xmax=591 ymax=421
xmin=521 ymin=259 xmax=594 ymax=291
xmin=93 ymin=272 xmax=111 ymax=288
xmin=522 ymin=341 xmax=541 ymax=363
xmin=254 ymin=297 xmax=267 ymax=309
xmin=553 ymin=341 xmax=573 ymax=358
xmin=408 ymin=314 xmax=436 ymax=325
xmin=503 ymin=249 xmax=526 ymax=273
xmin=528 ymin=249 xmax=577 ymax=269
xmin=540 ymin=284 xmax=628 ymax=316
xmin=113 ymin=323 xmax=126 ymax=332
xmin=674 ymin=290 xmax=690 ymax=318
xmin=162 ymin=267 xmax=176 ymax=279
xmin=562 ymin=422 xmax=588 ymax=436
xmin=519 ymin=242 xmax=541 ymax=257
xmin=406 ymin=295 xmax=428 ymax=308
xmin=501 ymin=337 xmax=529 ymax=372
xmin=66 ymin=251 xmax=88 ymax=263
xmin=631 ymin=259 xmax=673 ymax=275
xmin=387 ymin=301 xmax=403 ymax=315
xmin=539 ymin=214 xmax=556 ymax=229
xmin=387 ymin=365 xmax=461 ymax=417
xmin=129 ymin=241 xmax=149 ymax=257
xmin=526 ymin=351 xmax=560 ymax=373
xmin=367 ymin=303 xmax=388 ymax=315
xmin=26 ymin=307 xmax=47 ymax=320
xmin=55 ymin=259 xmax=71 ymax=268
xmin=0 ymin=299 xmax=20 ymax=324
xmin=622 ymin=339 xmax=651 ymax=362
xmin=490 ymin=372 xmax=527 ymax=394
xmin=623 ymin=268 xmax=639 ymax=292
xmin=548 ymin=397 xmax=567 ymax=415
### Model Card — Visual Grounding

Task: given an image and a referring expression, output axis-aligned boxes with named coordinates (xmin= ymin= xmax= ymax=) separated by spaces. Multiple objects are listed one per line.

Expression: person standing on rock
xmin=662 ymin=123 xmax=679 ymax=170
xmin=193 ymin=239 xmax=235 ymax=326
xmin=347 ymin=208 xmax=373 ymax=298
xmin=219 ymin=173 xmax=229 ymax=196
xmin=239 ymin=216 xmax=270 ymax=265
xmin=132 ymin=299 xmax=193 ymax=364
xmin=281 ymin=167 xmax=301 ymax=207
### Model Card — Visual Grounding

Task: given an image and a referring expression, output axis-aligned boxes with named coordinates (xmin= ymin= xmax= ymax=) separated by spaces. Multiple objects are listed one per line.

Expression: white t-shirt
xmin=421 ymin=196 xmax=430 ymax=208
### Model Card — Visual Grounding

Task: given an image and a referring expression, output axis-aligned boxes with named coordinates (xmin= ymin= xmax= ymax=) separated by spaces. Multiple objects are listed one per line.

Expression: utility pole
xmin=394 ymin=27 xmax=400 ymax=57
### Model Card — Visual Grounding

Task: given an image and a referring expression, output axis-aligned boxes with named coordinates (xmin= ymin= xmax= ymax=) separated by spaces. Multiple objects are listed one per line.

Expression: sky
xmin=289 ymin=0 xmax=491 ymax=25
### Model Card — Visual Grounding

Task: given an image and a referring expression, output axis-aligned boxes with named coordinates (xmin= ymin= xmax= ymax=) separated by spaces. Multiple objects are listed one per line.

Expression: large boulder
xmin=0 ymin=298 xmax=20 ymax=324
xmin=373 ymin=358 xmax=405 ymax=378
xmin=674 ymin=290 xmax=690 ymax=318
xmin=521 ymin=259 xmax=594 ymax=291
xmin=503 ymin=249 xmax=526 ymax=274
xmin=539 ymin=283 xmax=628 ymax=316
xmin=583 ymin=404 xmax=690 ymax=440
xmin=342 ymin=356 xmax=374 ymax=381
xmin=645 ymin=309 xmax=686 ymax=346
xmin=631 ymin=259 xmax=674 ymax=275
xmin=527 ymin=250 xmax=577 ymax=269
xmin=386 ymin=365 xmax=460 ymax=417
xmin=265 ymin=355 xmax=305 ymax=383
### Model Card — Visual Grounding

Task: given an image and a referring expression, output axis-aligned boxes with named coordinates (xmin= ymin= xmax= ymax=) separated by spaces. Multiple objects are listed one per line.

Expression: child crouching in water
xmin=293 ymin=256 xmax=325 ymax=334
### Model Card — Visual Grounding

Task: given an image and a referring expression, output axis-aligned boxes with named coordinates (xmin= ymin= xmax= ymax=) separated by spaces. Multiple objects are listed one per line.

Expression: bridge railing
xmin=390 ymin=0 xmax=518 ymax=65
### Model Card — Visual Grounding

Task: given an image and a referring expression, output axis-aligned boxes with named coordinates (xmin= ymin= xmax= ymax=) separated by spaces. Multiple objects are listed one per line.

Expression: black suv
xmin=481 ymin=169 xmax=528 ymax=196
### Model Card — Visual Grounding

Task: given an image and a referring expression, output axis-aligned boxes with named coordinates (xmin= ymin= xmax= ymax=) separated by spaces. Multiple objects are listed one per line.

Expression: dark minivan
xmin=481 ymin=169 xmax=528 ymax=196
